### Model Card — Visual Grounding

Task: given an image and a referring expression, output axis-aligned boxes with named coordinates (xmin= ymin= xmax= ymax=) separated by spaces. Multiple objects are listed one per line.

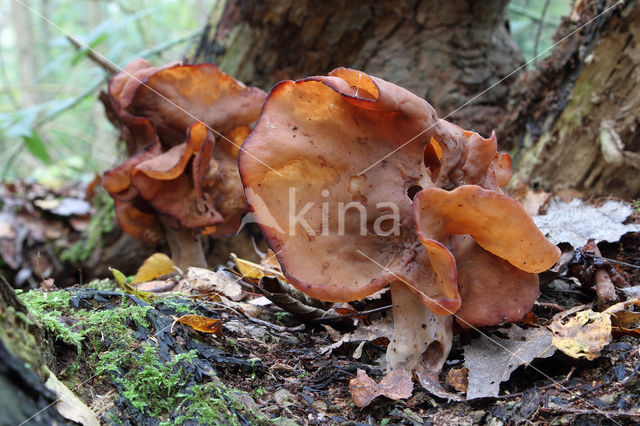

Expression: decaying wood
xmin=505 ymin=1 xmax=640 ymax=198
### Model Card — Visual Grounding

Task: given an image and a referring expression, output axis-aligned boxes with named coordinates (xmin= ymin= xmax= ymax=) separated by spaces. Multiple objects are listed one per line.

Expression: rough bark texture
xmin=505 ymin=1 xmax=640 ymax=198
xmin=193 ymin=0 xmax=524 ymax=136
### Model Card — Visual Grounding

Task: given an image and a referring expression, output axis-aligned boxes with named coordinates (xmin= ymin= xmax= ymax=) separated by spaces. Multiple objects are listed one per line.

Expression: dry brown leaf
xmin=349 ymin=368 xmax=413 ymax=408
xmin=606 ymin=296 xmax=640 ymax=336
xmin=550 ymin=309 xmax=611 ymax=360
xmin=132 ymin=253 xmax=176 ymax=284
xmin=182 ymin=267 xmax=243 ymax=301
xmin=446 ymin=367 xmax=469 ymax=393
xmin=173 ymin=314 xmax=222 ymax=334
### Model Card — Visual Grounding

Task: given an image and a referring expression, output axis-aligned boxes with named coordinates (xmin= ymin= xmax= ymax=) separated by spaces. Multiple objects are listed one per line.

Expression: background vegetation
xmin=0 ymin=0 xmax=571 ymax=185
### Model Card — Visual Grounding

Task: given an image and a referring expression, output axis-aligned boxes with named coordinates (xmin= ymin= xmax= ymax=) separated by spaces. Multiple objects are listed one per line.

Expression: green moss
xmin=83 ymin=278 xmax=118 ymax=291
xmin=18 ymin=290 xmax=83 ymax=351
xmin=18 ymin=289 xmax=271 ymax=423
xmin=60 ymin=191 xmax=115 ymax=264
xmin=156 ymin=298 xmax=198 ymax=315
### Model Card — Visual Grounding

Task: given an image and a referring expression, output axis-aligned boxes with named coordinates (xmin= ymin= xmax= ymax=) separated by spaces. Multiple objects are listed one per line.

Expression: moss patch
xmin=18 ymin=288 xmax=270 ymax=423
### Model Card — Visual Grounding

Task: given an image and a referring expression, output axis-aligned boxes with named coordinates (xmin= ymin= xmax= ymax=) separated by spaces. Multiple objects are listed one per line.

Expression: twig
xmin=535 ymin=301 xmax=566 ymax=311
xmin=65 ymin=35 xmax=117 ymax=73
xmin=533 ymin=0 xmax=552 ymax=63
xmin=508 ymin=4 xmax=561 ymax=26
xmin=310 ymin=305 xmax=392 ymax=323
xmin=603 ymin=257 xmax=640 ymax=270
xmin=540 ymin=406 xmax=640 ymax=418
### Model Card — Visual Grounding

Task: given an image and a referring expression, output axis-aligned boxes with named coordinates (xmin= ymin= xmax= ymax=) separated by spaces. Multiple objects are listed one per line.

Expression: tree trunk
xmin=193 ymin=0 xmax=524 ymax=136
xmin=504 ymin=1 xmax=640 ymax=198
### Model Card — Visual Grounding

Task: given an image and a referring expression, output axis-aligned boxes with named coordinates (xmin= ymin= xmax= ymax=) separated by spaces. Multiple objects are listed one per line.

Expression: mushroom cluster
xmin=238 ymin=68 xmax=560 ymax=399
xmin=102 ymin=58 xmax=266 ymax=270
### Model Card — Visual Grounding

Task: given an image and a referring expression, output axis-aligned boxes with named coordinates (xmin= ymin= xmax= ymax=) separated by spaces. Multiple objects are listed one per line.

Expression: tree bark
xmin=504 ymin=1 xmax=640 ymax=198
xmin=193 ymin=0 xmax=524 ymax=136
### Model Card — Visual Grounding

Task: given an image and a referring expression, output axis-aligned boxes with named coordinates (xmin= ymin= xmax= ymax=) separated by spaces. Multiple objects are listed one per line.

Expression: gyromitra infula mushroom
xmin=238 ymin=68 xmax=560 ymax=402
xmin=102 ymin=58 xmax=266 ymax=270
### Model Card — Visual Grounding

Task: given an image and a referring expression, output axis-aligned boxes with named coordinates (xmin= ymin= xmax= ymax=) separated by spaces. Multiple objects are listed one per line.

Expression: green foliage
xmin=1 ymin=0 xmax=205 ymax=181
xmin=508 ymin=0 xmax=574 ymax=64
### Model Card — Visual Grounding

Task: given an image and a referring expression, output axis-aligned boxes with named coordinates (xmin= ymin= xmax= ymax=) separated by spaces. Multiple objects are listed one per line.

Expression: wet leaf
xmin=349 ymin=368 xmax=413 ymax=408
xmin=132 ymin=253 xmax=176 ymax=284
xmin=550 ymin=309 xmax=611 ymax=360
xmin=173 ymin=314 xmax=222 ymax=334
xmin=464 ymin=325 xmax=556 ymax=399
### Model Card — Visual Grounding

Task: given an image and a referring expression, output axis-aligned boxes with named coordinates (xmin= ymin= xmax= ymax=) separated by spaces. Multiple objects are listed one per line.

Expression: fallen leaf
xmin=446 ymin=367 xmax=469 ymax=393
xmin=132 ymin=253 xmax=176 ymax=284
xmin=181 ymin=267 xmax=244 ymax=300
xmin=416 ymin=367 xmax=465 ymax=401
xmin=231 ymin=253 xmax=284 ymax=280
xmin=44 ymin=366 xmax=100 ymax=426
xmin=550 ymin=309 xmax=611 ymax=360
xmin=319 ymin=317 xmax=393 ymax=355
xmin=109 ymin=267 xmax=153 ymax=300
xmin=173 ymin=314 xmax=222 ymax=334
xmin=533 ymin=198 xmax=640 ymax=247
xmin=349 ymin=368 xmax=413 ymax=407
xmin=464 ymin=325 xmax=556 ymax=399
xmin=605 ymin=296 xmax=640 ymax=336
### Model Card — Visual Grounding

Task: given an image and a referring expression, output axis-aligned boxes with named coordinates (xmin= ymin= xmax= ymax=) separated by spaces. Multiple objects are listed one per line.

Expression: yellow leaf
xmin=231 ymin=253 xmax=284 ymax=280
xmin=109 ymin=267 xmax=153 ymax=301
xmin=550 ymin=309 xmax=612 ymax=360
xmin=132 ymin=253 xmax=176 ymax=284
xmin=109 ymin=267 xmax=127 ymax=287
xmin=173 ymin=314 xmax=221 ymax=334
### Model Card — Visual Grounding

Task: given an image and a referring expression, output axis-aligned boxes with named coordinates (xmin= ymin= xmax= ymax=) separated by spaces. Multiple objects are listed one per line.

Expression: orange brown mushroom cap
xmin=239 ymin=68 xmax=560 ymax=401
xmin=102 ymin=59 xmax=266 ymax=268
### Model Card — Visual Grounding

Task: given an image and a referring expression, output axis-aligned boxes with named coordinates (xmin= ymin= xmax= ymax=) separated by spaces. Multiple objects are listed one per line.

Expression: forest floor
xmin=3 ymin=182 xmax=640 ymax=425
xmin=15 ymin=239 xmax=640 ymax=425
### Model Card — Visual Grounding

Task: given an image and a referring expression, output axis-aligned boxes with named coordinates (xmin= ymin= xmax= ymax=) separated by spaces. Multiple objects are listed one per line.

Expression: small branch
xmin=533 ymin=0 xmax=552 ymax=63
xmin=540 ymin=406 xmax=640 ymax=419
xmin=310 ymin=305 xmax=392 ymax=323
xmin=603 ymin=257 xmax=640 ymax=270
xmin=65 ymin=35 xmax=117 ymax=73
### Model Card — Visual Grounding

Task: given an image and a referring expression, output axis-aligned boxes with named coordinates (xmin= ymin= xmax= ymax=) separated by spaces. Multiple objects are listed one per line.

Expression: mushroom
xmin=238 ymin=68 xmax=560 ymax=401
xmin=102 ymin=59 xmax=266 ymax=270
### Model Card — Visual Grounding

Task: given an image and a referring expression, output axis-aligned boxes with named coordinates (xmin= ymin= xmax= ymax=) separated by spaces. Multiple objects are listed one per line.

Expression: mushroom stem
xmin=387 ymin=282 xmax=453 ymax=375
xmin=163 ymin=225 xmax=207 ymax=271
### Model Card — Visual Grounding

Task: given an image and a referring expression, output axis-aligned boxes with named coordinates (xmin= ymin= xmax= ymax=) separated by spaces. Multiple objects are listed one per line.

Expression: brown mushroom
xmin=102 ymin=59 xmax=266 ymax=270
xmin=238 ymin=68 xmax=560 ymax=402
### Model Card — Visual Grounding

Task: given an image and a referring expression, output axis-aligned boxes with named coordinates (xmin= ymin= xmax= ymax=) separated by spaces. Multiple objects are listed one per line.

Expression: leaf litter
xmin=12 ymin=194 xmax=640 ymax=423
